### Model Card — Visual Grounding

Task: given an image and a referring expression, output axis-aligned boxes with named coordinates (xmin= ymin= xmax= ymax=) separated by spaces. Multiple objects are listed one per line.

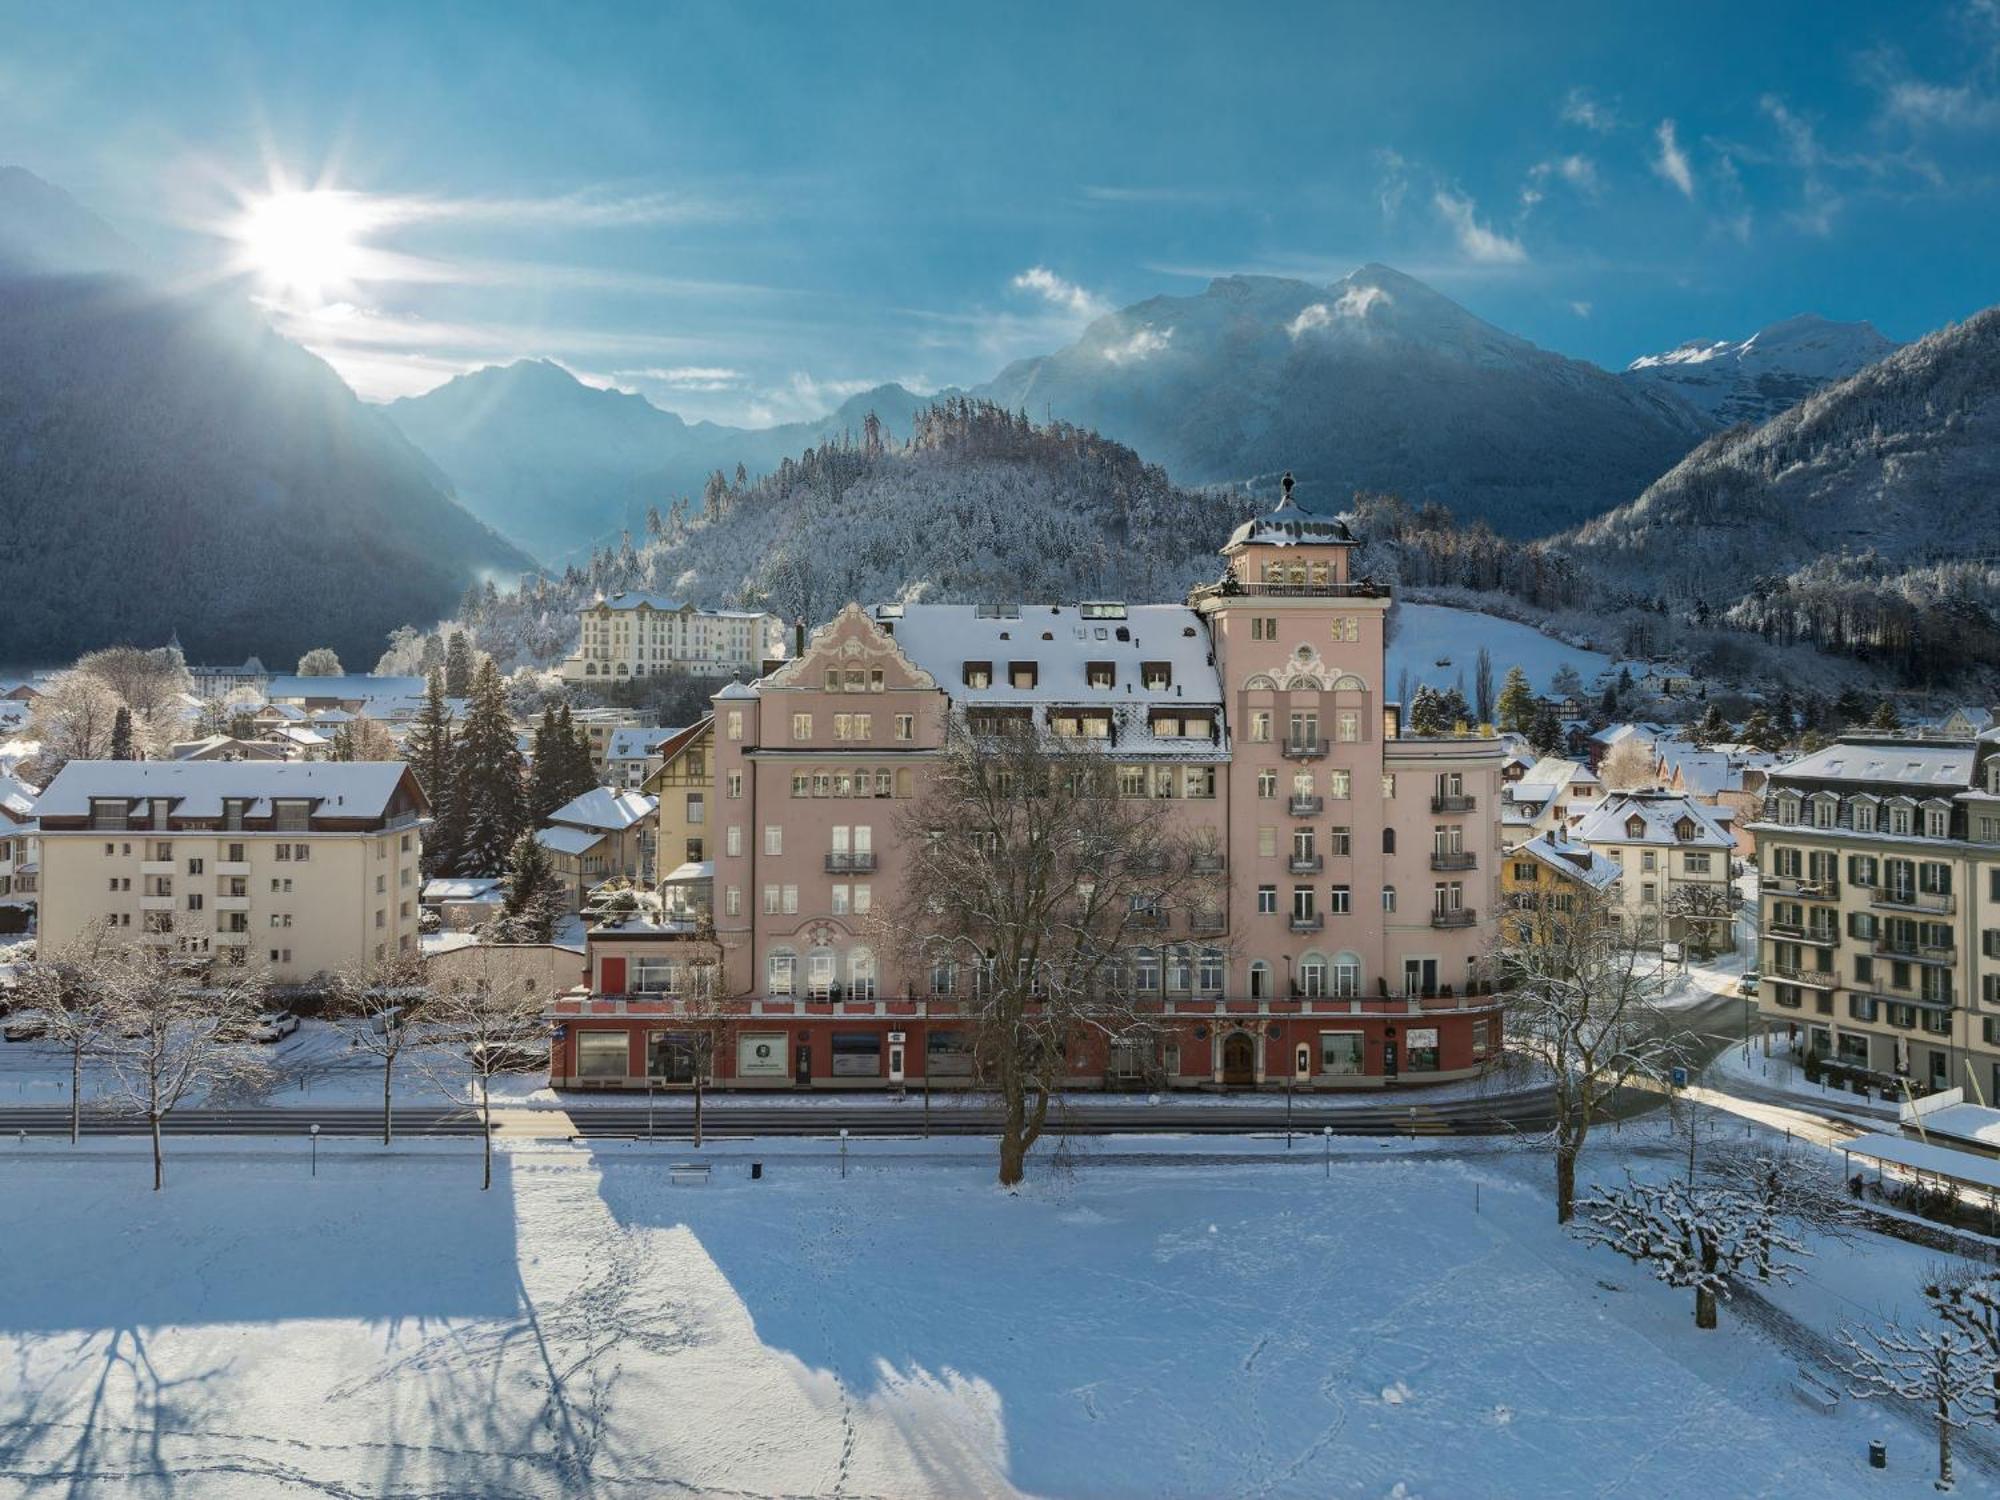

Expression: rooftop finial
xmin=1279 ymin=471 xmax=1295 ymax=509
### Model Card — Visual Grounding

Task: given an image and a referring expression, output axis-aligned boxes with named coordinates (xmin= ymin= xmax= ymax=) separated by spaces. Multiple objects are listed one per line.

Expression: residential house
xmin=537 ymin=787 xmax=660 ymax=908
xmin=1573 ymin=789 xmax=1735 ymax=947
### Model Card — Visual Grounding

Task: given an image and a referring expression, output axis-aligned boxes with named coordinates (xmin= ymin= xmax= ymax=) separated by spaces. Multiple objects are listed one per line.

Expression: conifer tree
xmin=495 ymin=829 xmax=564 ymax=943
xmin=526 ymin=705 xmax=572 ymax=822
xmin=448 ymin=659 xmax=527 ymax=875
xmin=109 ymin=706 xmax=135 ymax=760
xmin=556 ymin=704 xmax=600 ymax=801
xmin=1495 ymin=666 xmax=1535 ymax=734
xmin=407 ymin=671 xmax=459 ymax=876
xmin=444 ymin=633 xmax=475 ymax=697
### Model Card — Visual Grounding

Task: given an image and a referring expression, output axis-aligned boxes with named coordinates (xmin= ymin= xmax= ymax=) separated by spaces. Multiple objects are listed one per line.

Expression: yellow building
xmin=34 ymin=760 xmax=428 ymax=984
xmin=1501 ymin=829 xmax=1624 ymax=945
xmin=642 ymin=718 xmax=715 ymax=884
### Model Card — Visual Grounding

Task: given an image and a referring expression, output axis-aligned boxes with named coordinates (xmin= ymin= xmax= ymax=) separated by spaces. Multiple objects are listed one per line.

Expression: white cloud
xmin=1652 ymin=120 xmax=1696 ymax=197
xmin=1376 ymin=149 xmax=1411 ymax=219
xmin=1009 ymin=265 xmax=1108 ymax=319
xmin=1560 ymin=87 xmax=1617 ymax=132
xmin=1569 ymin=300 xmax=1593 ymax=318
xmin=1521 ymin=154 xmax=1599 ymax=210
xmin=1432 ymin=190 xmax=1528 ymax=265
xmin=1288 ymin=284 xmax=1392 ymax=339
xmin=1101 ymin=325 xmax=1173 ymax=364
xmin=615 ymin=366 xmax=748 ymax=392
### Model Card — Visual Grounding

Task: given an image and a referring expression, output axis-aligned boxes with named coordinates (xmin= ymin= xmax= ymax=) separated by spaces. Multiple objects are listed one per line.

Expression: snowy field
xmin=1387 ymin=603 xmax=1621 ymax=698
xmin=0 ymin=1129 xmax=1974 ymax=1497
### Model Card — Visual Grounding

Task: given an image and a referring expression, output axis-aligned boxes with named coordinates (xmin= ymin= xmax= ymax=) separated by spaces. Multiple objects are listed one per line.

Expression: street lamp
xmin=839 ymin=1126 xmax=850 ymax=1179
xmin=310 ymin=1122 xmax=320 ymax=1178
xmin=1323 ymin=1124 xmax=1332 ymax=1179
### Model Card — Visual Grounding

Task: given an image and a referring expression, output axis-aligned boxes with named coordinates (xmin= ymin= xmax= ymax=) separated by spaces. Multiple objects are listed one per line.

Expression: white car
xmin=249 ymin=1010 xmax=300 ymax=1044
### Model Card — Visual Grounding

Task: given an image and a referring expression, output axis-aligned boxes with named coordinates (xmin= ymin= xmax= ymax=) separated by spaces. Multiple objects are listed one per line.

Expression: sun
xmin=231 ymin=188 xmax=372 ymax=302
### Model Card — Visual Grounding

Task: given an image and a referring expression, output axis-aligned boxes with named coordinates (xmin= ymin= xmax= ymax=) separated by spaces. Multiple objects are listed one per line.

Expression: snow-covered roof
xmin=0 ymin=773 xmax=37 ymax=823
xmin=265 ymin=674 xmax=428 ymax=702
xmin=1770 ymin=738 xmax=1975 ymax=791
xmin=606 ymin=727 xmax=670 ymax=762
xmin=1573 ymin=790 xmax=1733 ymax=849
xmin=422 ymin=876 xmax=506 ymax=903
xmin=535 ymin=825 xmax=604 ymax=858
xmin=1522 ymin=755 xmax=1599 ymax=791
xmin=593 ymin=592 xmax=777 ymax=619
xmin=1517 ymin=832 xmax=1624 ymax=891
xmin=35 ymin=760 xmax=413 ymax=820
xmin=661 ymin=860 xmax=714 ymax=884
xmin=1222 ymin=479 xmax=1357 ymax=551
xmin=714 ymin=680 xmax=760 ymax=700
xmin=547 ymin=787 xmax=657 ymax=832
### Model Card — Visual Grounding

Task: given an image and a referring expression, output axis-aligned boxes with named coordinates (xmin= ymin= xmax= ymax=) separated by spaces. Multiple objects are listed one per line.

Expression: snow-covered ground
xmin=0 ymin=1128 xmax=1971 ymax=1497
xmin=1708 ymin=1035 xmax=1901 ymax=1122
xmin=1386 ymin=603 xmax=1624 ymax=698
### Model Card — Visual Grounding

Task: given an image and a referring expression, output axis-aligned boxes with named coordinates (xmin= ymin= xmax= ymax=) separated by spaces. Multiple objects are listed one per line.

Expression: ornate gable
xmin=762 ymin=603 xmax=938 ymax=692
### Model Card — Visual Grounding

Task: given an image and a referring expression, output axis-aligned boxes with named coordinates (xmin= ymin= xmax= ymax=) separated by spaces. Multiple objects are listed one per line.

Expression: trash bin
xmin=1868 ymin=1439 xmax=1886 ymax=1470
xmin=750 ymin=1162 xmax=763 ymax=1181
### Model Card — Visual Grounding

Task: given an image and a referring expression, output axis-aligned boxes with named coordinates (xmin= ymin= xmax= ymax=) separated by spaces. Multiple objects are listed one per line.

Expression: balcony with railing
xmin=1280 ymin=739 xmax=1327 ymax=761
xmin=1188 ymin=577 xmax=1389 ymax=605
xmin=1871 ymin=886 xmax=1955 ymax=915
xmin=1127 ymin=909 xmax=1172 ymax=931
xmin=824 ymin=851 xmax=877 ymax=874
xmin=1190 ymin=851 xmax=1227 ymax=874
xmin=1430 ymin=907 xmax=1476 ymax=929
xmin=1189 ymin=911 xmax=1226 ymax=934
xmin=1289 ymin=912 xmax=1324 ymax=934
xmin=1872 ymin=937 xmax=1958 ymax=966
xmin=1430 ymin=794 xmax=1476 ymax=813
xmin=1767 ymin=921 xmax=1840 ymax=946
xmin=1429 ymin=851 xmax=1477 ymax=872
xmin=1767 ymin=962 xmax=1838 ymax=989
xmin=1287 ymin=853 xmax=1324 ymax=874
xmin=1288 ymin=795 xmax=1324 ymax=817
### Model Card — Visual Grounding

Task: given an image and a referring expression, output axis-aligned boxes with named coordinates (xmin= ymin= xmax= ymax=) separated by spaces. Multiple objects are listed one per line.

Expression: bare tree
xmin=16 ymin=928 xmax=123 ymax=1144
xmin=1710 ymin=1146 xmax=1861 ymax=1282
xmin=26 ymin=669 xmax=126 ymax=778
xmin=1597 ymin=738 xmax=1656 ymax=791
xmin=1926 ymin=1265 xmax=2000 ymax=1428
xmin=1666 ymin=880 xmax=1736 ymax=959
xmin=1841 ymin=1310 xmax=1991 ymax=1491
xmin=326 ymin=956 xmax=431 ymax=1146
xmin=1576 ymin=1172 xmax=1805 ymax=1329
xmin=419 ymin=952 xmax=551 ymax=1189
xmin=1503 ymin=881 xmax=1686 ymax=1222
xmin=330 ymin=714 xmax=399 ymax=761
xmin=96 ymin=931 xmax=272 ymax=1190
xmin=877 ymin=721 xmax=1224 ymax=1186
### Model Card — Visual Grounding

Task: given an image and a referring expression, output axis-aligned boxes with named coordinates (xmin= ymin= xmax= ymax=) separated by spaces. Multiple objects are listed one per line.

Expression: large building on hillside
xmin=34 ymin=761 xmax=428 ymax=984
xmin=558 ymin=593 xmax=786 ymax=684
xmin=1752 ymin=735 xmax=2000 ymax=1098
xmin=550 ymin=485 xmax=1509 ymax=1092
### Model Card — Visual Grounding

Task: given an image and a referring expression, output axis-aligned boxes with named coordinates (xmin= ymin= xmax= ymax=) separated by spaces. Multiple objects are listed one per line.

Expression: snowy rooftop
xmin=547 ymin=787 xmax=658 ymax=832
xmin=661 ymin=860 xmax=714 ymax=884
xmin=264 ymin=674 xmax=428 ymax=702
xmin=605 ymin=727 xmax=671 ymax=761
xmin=1573 ymin=790 xmax=1733 ymax=849
xmin=422 ymin=876 xmax=506 ymax=903
xmin=535 ymin=825 xmax=605 ymax=858
xmin=872 ymin=603 xmax=1222 ymax=707
xmin=1770 ymin=737 xmax=1976 ymax=791
xmin=1221 ymin=481 xmax=1357 ymax=551
xmin=36 ymin=760 xmax=412 ymax=820
xmin=1517 ymin=832 xmax=1624 ymax=891
xmin=0 ymin=773 xmax=37 ymax=823
xmin=595 ymin=592 xmax=776 ymax=619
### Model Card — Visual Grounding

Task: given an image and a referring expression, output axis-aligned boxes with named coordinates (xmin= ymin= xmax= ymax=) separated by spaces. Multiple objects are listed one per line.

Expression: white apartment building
xmin=34 ymin=761 xmax=428 ymax=984
xmin=1572 ymin=789 xmax=1735 ymax=946
xmin=559 ymin=593 xmax=785 ymax=684
xmin=0 ymin=772 xmax=38 ymax=926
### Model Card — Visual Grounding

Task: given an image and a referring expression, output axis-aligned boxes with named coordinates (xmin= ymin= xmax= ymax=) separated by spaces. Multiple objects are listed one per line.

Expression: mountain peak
xmin=0 ymin=164 xmax=142 ymax=276
xmin=1622 ymin=311 xmax=1900 ymax=427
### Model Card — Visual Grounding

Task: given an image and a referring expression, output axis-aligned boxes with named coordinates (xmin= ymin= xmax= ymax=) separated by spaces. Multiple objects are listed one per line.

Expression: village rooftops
xmin=593 ymin=592 xmax=776 ymax=619
xmin=605 ymin=727 xmax=672 ymax=762
xmin=1573 ymin=789 xmax=1734 ymax=849
xmin=1766 ymin=736 xmax=1977 ymax=792
xmin=1516 ymin=831 xmax=1624 ymax=891
xmin=33 ymin=760 xmax=426 ymax=828
xmin=263 ymin=673 xmax=428 ymax=703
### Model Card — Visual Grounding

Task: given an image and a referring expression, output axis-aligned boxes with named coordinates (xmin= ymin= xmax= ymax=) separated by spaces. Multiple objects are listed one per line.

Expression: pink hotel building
xmin=553 ymin=484 xmax=1507 ymax=1091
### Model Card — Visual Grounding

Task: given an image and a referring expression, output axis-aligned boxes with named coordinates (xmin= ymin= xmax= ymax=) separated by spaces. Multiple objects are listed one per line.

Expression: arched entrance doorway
xmin=1221 ymin=1031 xmax=1256 ymax=1087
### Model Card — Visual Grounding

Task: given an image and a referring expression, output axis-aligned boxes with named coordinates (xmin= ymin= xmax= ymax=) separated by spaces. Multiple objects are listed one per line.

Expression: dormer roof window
xmin=963 ymin=661 xmax=992 ymax=689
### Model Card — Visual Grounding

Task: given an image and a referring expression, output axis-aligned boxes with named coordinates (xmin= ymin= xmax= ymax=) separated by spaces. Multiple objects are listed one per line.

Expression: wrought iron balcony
xmin=1289 ymin=912 xmax=1324 ymax=933
xmin=1281 ymin=739 xmax=1328 ymax=761
xmin=1429 ymin=852 xmax=1477 ymax=872
xmin=824 ymin=851 xmax=877 ymax=873
xmin=1288 ymin=795 xmax=1324 ymax=817
xmin=1287 ymin=854 xmax=1324 ymax=874
xmin=1430 ymin=794 xmax=1477 ymax=813
xmin=1429 ymin=907 xmax=1476 ymax=929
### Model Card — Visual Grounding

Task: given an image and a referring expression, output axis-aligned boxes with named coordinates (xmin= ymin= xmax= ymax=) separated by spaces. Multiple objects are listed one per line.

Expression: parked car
xmin=1738 ymin=971 xmax=1760 ymax=997
xmin=249 ymin=1009 xmax=300 ymax=1044
xmin=4 ymin=1011 xmax=47 ymax=1042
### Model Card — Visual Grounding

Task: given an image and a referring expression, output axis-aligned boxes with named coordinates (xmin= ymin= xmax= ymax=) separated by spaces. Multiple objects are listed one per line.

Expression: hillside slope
xmin=1622 ymin=314 xmax=1899 ymax=428
xmin=974 ymin=264 xmax=1708 ymax=535
xmin=0 ymin=276 xmax=531 ymax=666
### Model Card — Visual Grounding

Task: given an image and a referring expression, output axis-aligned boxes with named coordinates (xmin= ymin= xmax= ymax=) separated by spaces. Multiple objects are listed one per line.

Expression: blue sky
xmin=5 ymin=0 xmax=1996 ymax=422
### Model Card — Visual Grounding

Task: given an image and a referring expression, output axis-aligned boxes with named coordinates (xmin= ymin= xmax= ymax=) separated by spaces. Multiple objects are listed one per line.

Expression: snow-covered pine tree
xmin=526 ymin=706 xmax=570 ymax=822
xmin=1495 ymin=665 xmax=1534 ymax=733
xmin=109 ymin=706 xmax=134 ymax=760
xmin=496 ymin=829 xmax=563 ymax=944
xmin=444 ymin=632 xmax=475 ymax=697
xmin=447 ymin=659 xmax=527 ymax=876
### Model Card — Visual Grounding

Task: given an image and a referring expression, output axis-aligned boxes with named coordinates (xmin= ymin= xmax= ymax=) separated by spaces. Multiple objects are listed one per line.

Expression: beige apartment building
xmin=1572 ymin=790 xmax=1735 ymax=948
xmin=558 ymin=593 xmax=786 ymax=684
xmin=34 ymin=761 xmax=428 ymax=985
xmin=1753 ymin=734 xmax=2000 ymax=1100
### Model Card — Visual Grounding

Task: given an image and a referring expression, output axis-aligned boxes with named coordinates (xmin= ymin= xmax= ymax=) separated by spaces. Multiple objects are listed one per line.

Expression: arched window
xmin=1332 ymin=951 xmax=1362 ymax=998
xmin=807 ymin=947 xmax=836 ymax=999
xmin=585 ymin=662 xmax=598 ymax=676
xmin=1382 ymin=828 xmax=1396 ymax=854
xmin=1298 ymin=951 xmax=1328 ymax=997
xmin=1248 ymin=960 xmax=1273 ymax=1000
xmin=766 ymin=947 xmax=796 ymax=997
xmin=1382 ymin=884 xmax=1397 ymax=913
xmin=1331 ymin=674 xmax=1366 ymax=692
xmin=848 ymin=947 xmax=877 ymax=1001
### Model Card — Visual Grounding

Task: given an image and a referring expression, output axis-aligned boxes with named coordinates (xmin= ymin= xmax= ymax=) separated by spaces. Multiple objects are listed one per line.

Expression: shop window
xmin=576 ymin=1032 xmax=628 ymax=1080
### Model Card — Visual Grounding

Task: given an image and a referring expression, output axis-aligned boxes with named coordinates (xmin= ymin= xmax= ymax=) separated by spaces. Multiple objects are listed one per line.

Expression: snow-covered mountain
xmin=1621 ymin=314 xmax=1899 ymax=429
xmin=972 ymin=264 xmax=1710 ymax=536
xmin=1568 ymin=305 xmax=2000 ymax=608
xmin=385 ymin=362 xmax=934 ymax=564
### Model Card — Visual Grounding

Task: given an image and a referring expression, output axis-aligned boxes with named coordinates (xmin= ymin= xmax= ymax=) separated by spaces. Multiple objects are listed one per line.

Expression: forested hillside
xmin=432 ymin=399 xmax=1257 ymax=670
xmin=0 ymin=276 xmax=530 ymax=666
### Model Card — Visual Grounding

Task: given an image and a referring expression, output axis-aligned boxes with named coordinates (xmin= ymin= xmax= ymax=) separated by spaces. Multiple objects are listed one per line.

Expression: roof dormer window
xmin=1087 ymin=662 xmax=1116 ymax=690
xmin=1625 ymin=816 xmax=1646 ymax=839
xmin=1009 ymin=661 xmax=1038 ymax=690
xmin=963 ymin=662 xmax=992 ymax=689
xmin=1141 ymin=661 xmax=1171 ymax=692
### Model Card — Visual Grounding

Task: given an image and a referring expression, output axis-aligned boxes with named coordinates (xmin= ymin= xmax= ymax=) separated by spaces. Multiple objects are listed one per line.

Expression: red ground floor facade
xmin=545 ymin=995 xmax=1504 ymax=1091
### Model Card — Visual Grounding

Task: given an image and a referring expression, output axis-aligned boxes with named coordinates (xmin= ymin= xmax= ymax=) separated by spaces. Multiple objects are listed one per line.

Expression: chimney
xmin=793 ymin=617 xmax=806 ymax=658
